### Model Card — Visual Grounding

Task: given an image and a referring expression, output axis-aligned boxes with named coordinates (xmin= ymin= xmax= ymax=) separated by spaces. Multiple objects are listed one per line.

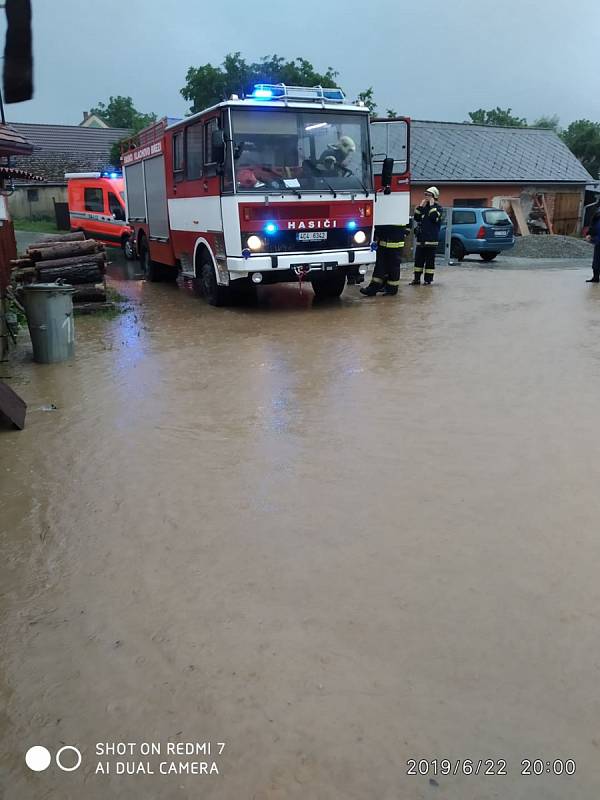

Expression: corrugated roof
xmin=411 ymin=120 xmax=593 ymax=184
xmin=7 ymin=122 xmax=130 ymax=181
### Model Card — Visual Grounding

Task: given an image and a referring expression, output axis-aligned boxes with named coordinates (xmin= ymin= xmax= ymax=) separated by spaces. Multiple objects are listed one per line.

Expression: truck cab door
xmin=371 ymin=118 xmax=411 ymax=227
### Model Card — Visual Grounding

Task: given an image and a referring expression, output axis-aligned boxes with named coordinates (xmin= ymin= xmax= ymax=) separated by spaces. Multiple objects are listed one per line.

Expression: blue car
xmin=436 ymin=207 xmax=515 ymax=262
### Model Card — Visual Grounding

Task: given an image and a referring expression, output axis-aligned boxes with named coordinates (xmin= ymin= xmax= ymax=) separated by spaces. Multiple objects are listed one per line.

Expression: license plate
xmin=296 ymin=231 xmax=327 ymax=241
xmin=494 ymin=230 xmax=508 ymax=237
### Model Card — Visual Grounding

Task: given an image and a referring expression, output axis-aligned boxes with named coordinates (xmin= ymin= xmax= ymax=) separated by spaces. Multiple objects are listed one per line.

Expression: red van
xmin=65 ymin=171 xmax=134 ymax=258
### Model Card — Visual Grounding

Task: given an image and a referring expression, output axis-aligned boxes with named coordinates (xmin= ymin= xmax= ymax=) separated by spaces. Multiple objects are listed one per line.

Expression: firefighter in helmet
xmin=360 ymin=222 xmax=409 ymax=296
xmin=317 ymin=135 xmax=356 ymax=175
xmin=411 ymin=186 xmax=443 ymax=285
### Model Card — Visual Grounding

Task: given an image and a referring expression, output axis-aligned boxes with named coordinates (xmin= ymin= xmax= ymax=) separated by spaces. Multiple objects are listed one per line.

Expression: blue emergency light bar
xmin=251 ymin=84 xmax=345 ymax=103
xmin=101 ymin=169 xmax=122 ymax=179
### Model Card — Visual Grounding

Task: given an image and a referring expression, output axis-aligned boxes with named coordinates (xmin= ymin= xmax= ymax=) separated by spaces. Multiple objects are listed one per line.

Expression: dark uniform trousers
xmin=371 ymin=240 xmax=404 ymax=289
xmin=414 ymin=243 xmax=437 ymax=283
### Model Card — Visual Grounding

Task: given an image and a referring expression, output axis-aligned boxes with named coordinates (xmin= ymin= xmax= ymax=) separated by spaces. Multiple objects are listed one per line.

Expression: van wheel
xmin=123 ymin=236 xmax=135 ymax=260
xmin=450 ymin=239 xmax=465 ymax=261
xmin=139 ymin=236 xmax=161 ymax=282
xmin=480 ymin=252 xmax=499 ymax=262
xmin=198 ymin=260 xmax=230 ymax=306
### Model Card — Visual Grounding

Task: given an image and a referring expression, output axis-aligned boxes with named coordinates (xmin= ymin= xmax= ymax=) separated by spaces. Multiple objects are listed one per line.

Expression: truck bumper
xmin=226 ymin=248 xmax=374 ymax=277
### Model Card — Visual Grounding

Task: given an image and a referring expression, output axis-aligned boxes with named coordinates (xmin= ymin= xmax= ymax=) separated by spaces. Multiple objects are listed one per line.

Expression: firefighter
xmin=317 ymin=136 xmax=356 ymax=175
xmin=585 ymin=204 xmax=600 ymax=283
xmin=360 ymin=223 xmax=409 ymax=296
xmin=410 ymin=186 xmax=442 ymax=285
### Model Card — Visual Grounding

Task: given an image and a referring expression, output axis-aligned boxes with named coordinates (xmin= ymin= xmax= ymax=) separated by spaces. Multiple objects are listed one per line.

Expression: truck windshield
xmin=230 ymin=108 xmax=371 ymax=194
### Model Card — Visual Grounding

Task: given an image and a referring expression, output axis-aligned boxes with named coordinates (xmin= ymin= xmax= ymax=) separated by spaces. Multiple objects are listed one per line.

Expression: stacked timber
xmin=10 ymin=233 xmax=111 ymax=310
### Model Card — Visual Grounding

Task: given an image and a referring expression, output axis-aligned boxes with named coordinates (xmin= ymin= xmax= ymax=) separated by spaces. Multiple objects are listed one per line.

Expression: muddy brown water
xmin=2 ymin=255 xmax=600 ymax=799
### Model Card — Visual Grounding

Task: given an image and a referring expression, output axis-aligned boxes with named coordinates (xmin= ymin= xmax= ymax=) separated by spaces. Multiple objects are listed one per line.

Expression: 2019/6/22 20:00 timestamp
xmin=406 ymin=759 xmax=577 ymax=777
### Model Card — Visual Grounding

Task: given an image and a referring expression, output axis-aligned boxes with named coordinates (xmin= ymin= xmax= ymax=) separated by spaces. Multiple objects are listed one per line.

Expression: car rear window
xmin=452 ymin=210 xmax=476 ymax=224
xmin=483 ymin=210 xmax=510 ymax=225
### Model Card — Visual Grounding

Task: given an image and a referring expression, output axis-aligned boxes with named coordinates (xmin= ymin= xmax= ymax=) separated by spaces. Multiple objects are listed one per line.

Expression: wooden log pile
xmin=10 ymin=234 xmax=109 ymax=310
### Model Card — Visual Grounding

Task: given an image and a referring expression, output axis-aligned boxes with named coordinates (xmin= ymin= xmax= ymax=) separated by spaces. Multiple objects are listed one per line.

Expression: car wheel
xmin=450 ymin=239 xmax=465 ymax=261
xmin=311 ymin=271 xmax=346 ymax=299
xmin=199 ymin=260 xmax=230 ymax=306
xmin=139 ymin=236 xmax=161 ymax=282
xmin=123 ymin=236 xmax=135 ymax=260
xmin=480 ymin=252 xmax=499 ymax=262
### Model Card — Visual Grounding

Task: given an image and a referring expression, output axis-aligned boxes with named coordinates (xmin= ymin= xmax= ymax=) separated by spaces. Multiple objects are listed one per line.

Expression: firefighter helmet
xmin=426 ymin=186 xmax=440 ymax=200
xmin=337 ymin=136 xmax=356 ymax=156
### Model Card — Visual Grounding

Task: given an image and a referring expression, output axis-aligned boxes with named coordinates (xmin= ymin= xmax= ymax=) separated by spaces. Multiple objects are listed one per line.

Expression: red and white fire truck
xmin=121 ymin=84 xmax=410 ymax=305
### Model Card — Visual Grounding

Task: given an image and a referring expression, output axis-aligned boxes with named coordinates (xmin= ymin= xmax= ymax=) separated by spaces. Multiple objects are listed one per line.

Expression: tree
xmin=561 ymin=120 xmax=600 ymax=178
xmin=90 ymin=95 xmax=156 ymax=130
xmin=356 ymin=87 xmax=376 ymax=115
xmin=181 ymin=52 xmax=339 ymax=113
xmin=90 ymin=96 xmax=157 ymax=168
xmin=468 ymin=107 xmax=527 ymax=127
xmin=386 ymin=109 xmax=398 ymax=118
xmin=532 ymin=114 xmax=560 ymax=131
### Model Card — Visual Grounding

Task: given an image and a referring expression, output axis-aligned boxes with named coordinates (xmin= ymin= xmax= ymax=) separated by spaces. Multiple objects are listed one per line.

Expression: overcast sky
xmin=5 ymin=0 xmax=599 ymax=128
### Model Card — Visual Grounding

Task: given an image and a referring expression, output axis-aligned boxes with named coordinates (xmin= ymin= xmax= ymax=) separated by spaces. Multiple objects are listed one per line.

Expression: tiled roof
xmin=0 ymin=123 xmax=33 ymax=156
xmin=411 ymin=120 xmax=593 ymax=184
xmin=7 ymin=122 xmax=130 ymax=181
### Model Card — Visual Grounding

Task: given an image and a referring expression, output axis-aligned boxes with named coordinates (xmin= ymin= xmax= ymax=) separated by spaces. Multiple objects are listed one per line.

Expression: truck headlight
xmin=247 ymin=235 xmax=263 ymax=251
xmin=353 ymin=230 xmax=367 ymax=245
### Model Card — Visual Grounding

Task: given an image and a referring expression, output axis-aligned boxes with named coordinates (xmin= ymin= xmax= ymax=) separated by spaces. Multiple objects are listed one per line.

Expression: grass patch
xmin=13 ymin=219 xmax=59 ymax=233
xmin=105 ymin=286 xmax=129 ymax=304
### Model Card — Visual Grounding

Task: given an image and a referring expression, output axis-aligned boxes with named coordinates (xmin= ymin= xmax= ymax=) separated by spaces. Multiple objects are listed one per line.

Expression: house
xmin=80 ymin=111 xmax=109 ymax=128
xmin=410 ymin=121 xmax=594 ymax=234
xmin=7 ymin=122 xmax=130 ymax=219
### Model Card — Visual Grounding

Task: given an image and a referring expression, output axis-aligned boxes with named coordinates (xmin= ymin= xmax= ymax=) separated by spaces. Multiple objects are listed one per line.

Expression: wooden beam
xmin=0 ymin=380 xmax=26 ymax=430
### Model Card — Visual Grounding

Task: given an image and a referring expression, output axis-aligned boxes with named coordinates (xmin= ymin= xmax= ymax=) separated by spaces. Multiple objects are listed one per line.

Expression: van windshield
xmin=230 ymin=108 xmax=371 ymax=194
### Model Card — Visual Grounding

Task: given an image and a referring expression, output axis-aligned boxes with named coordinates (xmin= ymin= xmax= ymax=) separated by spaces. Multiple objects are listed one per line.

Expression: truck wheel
xmin=139 ymin=237 xmax=161 ymax=282
xmin=450 ymin=239 xmax=465 ymax=261
xmin=123 ymin=236 xmax=135 ymax=260
xmin=311 ymin=271 xmax=346 ymax=299
xmin=199 ymin=260 xmax=230 ymax=306
xmin=480 ymin=252 xmax=499 ymax=262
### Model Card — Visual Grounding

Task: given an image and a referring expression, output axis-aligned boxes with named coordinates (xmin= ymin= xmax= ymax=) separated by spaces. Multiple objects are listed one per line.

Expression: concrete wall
xmin=8 ymin=184 xmax=67 ymax=220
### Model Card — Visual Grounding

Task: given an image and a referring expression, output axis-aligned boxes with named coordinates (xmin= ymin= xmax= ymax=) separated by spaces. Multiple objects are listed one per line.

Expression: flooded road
xmin=2 ymin=254 xmax=600 ymax=799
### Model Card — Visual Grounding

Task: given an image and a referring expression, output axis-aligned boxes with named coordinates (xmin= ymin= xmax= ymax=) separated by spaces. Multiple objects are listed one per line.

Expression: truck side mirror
xmin=211 ymin=129 xmax=225 ymax=164
xmin=381 ymin=157 xmax=394 ymax=193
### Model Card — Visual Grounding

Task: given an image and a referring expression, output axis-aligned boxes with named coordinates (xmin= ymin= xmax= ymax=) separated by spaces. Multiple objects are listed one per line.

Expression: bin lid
xmin=23 ymin=283 xmax=75 ymax=293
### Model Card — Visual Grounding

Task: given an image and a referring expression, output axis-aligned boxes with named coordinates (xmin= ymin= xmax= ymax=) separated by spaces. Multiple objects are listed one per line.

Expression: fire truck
xmin=121 ymin=84 xmax=410 ymax=305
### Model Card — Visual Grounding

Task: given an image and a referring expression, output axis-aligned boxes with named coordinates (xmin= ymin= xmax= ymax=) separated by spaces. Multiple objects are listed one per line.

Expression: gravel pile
xmin=512 ymin=234 xmax=593 ymax=259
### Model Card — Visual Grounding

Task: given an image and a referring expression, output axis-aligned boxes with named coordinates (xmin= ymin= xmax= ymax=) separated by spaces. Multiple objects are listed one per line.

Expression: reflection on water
xmin=2 ymin=256 xmax=600 ymax=799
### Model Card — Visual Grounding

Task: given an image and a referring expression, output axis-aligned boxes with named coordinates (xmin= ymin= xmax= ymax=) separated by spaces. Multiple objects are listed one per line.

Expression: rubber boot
xmin=382 ymin=284 xmax=398 ymax=296
xmin=424 ymin=275 xmax=434 ymax=285
xmin=409 ymin=273 xmax=421 ymax=285
xmin=586 ymin=270 xmax=600 ymax=283
xmin=360 ymin=281 xmax=385 ymax=296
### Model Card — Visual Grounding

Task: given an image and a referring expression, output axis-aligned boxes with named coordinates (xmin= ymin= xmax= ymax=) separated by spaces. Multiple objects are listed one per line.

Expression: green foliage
xmin=356 ymin=87 xmax=376 ymax=115
xmin=561 ymin=120 xmax=600 ymax=178
xmin=386 ymin=108 xmax=398 ymax=118
xmin=90 ymin=96 xmax=157 ymax=168
xmin=90 ymin=95 xmax=156 ymax=130
xmin=181 ymin=52 xmax=340 ymax=113
xmin=468 ymin=107 xmax=527 ymax=127
xmin=532 ymin=114 xmax=560 ymax=131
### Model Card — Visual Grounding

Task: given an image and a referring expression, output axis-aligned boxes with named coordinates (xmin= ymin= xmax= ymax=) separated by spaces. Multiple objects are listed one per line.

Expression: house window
xmin=27 ymin=188 xmax=39 ymax=202
xmin=453 ymin=198 xmax=487 ymax=208
xmin=452 ymin=210 xmax=477 ymax=225
xmin=84 ymin=187 xmax=104 ymax=212
xmin=173 ymin=132 xmax=184 ymax=182
xmin=186 ymin=122 xmax=203 ymax=180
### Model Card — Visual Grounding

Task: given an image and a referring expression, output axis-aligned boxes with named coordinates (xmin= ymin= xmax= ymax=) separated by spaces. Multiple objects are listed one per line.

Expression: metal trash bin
xmin=23 ymin=283 xmax=75 ymax=363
